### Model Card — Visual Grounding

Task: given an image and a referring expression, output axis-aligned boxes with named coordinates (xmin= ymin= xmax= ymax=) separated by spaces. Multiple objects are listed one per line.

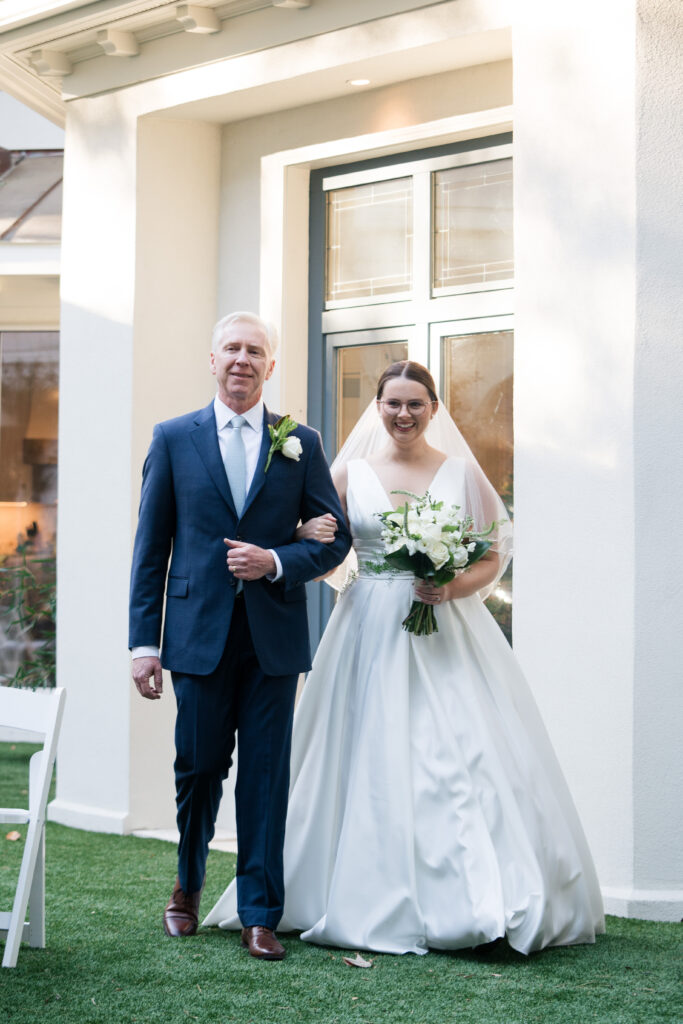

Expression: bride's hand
xmin=414 ymin=554 xmax=500 ymax=604
xmin=414 ymin=579 xmax=450 ymax=605
xmin=296 ymin=513 xmax=337 ymax=544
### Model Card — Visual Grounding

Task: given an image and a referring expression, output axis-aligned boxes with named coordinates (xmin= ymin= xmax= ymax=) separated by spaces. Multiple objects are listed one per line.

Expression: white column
xmin=632 ymin=0 xmax=683 ymax=916
xmin=513 ymin=0 xmax=682 ymax=920
xmin=50 ymin=103 xmax=221 ymax=832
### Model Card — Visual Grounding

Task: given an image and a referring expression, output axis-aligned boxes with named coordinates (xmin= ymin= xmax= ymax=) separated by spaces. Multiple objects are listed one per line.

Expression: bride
xmin=203 ymin=360 xmax=605 ymax=955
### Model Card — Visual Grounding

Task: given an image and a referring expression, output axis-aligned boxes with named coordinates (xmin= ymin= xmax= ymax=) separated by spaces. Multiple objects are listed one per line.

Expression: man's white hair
xmin=211 ymin=311 xmax=279 ymax=355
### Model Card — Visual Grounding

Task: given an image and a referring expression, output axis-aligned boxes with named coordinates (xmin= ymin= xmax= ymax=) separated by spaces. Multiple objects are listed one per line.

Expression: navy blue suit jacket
xmin=129 ymin=402 xmax=351 ymax=677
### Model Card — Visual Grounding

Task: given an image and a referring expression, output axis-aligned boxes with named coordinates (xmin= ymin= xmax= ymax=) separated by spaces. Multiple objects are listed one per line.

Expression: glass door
xmin=325 ymin=328 xmax=416 ymax=452
xmin=430 ymin=318 xmax=514 ymax=641
xmin=308 ymin=135 xmax=514 ymax=645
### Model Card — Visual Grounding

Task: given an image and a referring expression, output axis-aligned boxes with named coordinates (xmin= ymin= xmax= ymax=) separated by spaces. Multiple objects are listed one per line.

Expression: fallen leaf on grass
xmin=342 ymin=953 xmax=373 ymax=969
xmin=5 ymin=831 xmax=21 ymax=842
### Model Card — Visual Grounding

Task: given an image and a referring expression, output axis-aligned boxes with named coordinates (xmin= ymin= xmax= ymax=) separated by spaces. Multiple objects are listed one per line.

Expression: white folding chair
xmin=0 ymin=685 xmax=66 ymax=968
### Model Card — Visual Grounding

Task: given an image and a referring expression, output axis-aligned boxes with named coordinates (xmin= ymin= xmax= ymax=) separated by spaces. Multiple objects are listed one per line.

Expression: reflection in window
xmin=326 ymin=178 xmax=413 ymax=303
xmin=442 ymin=330 xmax=513 ymax=641
xmin=0 ymin=332 xmax=58 ymax=686
xmin=433 ymin=159 xmax=513 ymax=291
xmin=336 ymin=341 xmax=408 ymax=451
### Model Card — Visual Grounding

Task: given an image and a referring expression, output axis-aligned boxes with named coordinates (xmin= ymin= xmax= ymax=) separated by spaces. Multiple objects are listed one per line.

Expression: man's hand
xmin=132 ymin=656 xmax=163 ymax=700
xmin=224 ymin=538 xmax=276 ymax=580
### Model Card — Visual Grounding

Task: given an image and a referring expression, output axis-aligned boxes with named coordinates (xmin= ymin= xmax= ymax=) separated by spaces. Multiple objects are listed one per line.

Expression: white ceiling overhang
xmin=0 ymin=0 xmax=512 ymax=127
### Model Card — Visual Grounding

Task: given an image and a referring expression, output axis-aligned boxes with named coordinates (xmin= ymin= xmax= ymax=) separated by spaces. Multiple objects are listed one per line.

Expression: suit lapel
xmin=189 ymin=402 xmax=237 ymax=515
xmin=242 ymin=407 xmax=278 ymax=516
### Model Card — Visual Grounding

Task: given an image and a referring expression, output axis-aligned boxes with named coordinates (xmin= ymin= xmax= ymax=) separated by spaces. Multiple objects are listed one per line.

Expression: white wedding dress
xmin=203 ymin=458 xmax=605 ymax=954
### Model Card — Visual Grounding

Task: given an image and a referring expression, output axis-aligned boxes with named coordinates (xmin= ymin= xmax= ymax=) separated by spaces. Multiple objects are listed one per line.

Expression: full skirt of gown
xmin=203 ymin=458 xmax=605 ymax=954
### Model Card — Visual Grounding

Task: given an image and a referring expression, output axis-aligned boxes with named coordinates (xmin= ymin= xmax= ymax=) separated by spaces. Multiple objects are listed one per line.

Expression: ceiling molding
xmin=29 ymin=48 xmax=74 ymax=74
xmin=0 ymin=0 xmax=499 ymax=114
xmin=0 ymin=53 xmax=66 ymax=125
xmin=176 ymin=5 xmax=222 ymax=34
xmin=1 ymin=0 xmax=272 ymax=80
xmin=96 ymin=28 xmax=140 ymax=55
xmin=0 ymin=0 xmax=267 ymax=49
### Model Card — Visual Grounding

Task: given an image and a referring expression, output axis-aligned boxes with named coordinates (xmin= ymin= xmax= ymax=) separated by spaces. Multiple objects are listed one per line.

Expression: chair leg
xmin=28 ymin=827 xmax=45 ymax=949
xmin=2 ymin=818 xmax=43 ymax=968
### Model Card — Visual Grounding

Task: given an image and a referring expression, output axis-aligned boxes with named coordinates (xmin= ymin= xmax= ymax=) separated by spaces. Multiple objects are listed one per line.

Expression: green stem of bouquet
xmin=402 ymin=598 xmax=438 ymax=636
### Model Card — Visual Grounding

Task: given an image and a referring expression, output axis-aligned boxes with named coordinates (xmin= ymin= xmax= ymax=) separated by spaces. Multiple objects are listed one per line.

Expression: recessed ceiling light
xmin=347 ymin=78 xmax=370 ymax=87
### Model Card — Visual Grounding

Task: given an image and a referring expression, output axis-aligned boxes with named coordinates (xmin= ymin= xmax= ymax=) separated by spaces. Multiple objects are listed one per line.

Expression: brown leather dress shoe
xmin=163 ymin=878 xmax=202 ymax=937
xmin=241 ymin=926 xmax=286 ymax=960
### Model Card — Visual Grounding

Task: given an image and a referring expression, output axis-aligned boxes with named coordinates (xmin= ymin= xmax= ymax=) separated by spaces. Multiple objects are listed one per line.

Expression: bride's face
xmin=377 ymin=377 xmax=436 ymax=447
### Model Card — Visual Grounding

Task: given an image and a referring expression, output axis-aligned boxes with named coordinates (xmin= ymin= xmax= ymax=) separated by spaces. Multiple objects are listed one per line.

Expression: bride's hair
xmin=376 ymin=361 xmax=438 ymax=404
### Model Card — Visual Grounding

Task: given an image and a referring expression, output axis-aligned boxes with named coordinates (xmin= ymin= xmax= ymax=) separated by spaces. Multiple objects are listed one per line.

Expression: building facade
xmin=0 ymin=0 xmax=681 ymax=921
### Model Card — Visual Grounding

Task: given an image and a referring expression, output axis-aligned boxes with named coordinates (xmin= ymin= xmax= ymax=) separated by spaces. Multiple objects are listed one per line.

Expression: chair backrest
xmin=0 ymin=686 xmax=66 ymax=825
xmin=0 ymin=686 xmax=64 ymax=737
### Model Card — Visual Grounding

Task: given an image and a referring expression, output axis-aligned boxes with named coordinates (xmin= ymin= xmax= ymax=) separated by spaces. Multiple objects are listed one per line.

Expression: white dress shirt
xmin=132 ymin=396 xmax=283 ymax=661
xmin=214 ymin=394 xmax=265 ymax=493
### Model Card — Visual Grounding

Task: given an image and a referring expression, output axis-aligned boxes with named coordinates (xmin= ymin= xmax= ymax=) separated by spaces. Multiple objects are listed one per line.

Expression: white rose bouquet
xmin=368 ymin=491 xmax=497 ymax=636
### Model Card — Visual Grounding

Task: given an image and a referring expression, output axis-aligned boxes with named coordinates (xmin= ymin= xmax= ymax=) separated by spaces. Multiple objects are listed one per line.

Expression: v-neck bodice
xmin=346 ymin=458 xmax=466 ymax=569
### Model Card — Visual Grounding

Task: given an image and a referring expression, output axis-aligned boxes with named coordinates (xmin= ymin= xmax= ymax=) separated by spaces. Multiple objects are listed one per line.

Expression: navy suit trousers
xmin=171 ymin=596 xmax=298 ymax=929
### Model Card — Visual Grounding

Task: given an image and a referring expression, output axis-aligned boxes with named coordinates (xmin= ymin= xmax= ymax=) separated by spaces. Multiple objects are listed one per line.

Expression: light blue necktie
xmin=224 ymin=414 xmax=247 ymax=517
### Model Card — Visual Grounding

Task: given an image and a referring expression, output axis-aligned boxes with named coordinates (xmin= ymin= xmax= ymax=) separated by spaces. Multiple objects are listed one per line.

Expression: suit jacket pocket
xmin=166 ymin=576 xmax=189 ymax=598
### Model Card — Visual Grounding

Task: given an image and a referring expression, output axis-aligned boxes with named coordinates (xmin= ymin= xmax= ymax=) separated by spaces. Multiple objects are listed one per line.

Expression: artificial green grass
xmin=1 ymin=742 xmax=681 ymax=1024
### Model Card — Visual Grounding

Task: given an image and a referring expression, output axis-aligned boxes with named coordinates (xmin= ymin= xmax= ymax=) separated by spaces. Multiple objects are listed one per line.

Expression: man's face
xmin=210 ymin=320 xmax=275 ymax=412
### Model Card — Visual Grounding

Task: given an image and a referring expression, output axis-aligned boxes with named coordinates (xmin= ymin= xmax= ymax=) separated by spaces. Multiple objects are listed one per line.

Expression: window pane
xmin=326 ymin=178 xmax=413 ymax=303
xmin=0 ymin=331 xmax=58 ymax=687
xmin=433 ymin=159 xmax=513 ymax=291
xmin=336 ymin=341 xmax=409 ymax=450
xmin=442 ymin=330 xmax=513 ymax=641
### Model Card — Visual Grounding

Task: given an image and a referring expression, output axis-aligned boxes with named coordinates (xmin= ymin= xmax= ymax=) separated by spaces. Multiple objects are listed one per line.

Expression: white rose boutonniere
xmin=265 ymin=415 xmax=301 ymax=472
xmin=282 ymin=435 xmax=303 ymax=461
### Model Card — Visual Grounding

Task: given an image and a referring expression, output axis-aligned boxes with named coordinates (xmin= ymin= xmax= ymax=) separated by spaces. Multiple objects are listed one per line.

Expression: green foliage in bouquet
xmin=369 ymin=491 xmax=496 ymax=636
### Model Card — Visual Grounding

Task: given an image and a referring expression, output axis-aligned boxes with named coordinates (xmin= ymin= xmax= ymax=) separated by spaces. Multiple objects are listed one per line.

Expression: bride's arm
xmin=296 ymin=513 xmax=337 ymax=543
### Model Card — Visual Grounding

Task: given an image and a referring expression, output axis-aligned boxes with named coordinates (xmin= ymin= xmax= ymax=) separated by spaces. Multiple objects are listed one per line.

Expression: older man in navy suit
xmin=129 ymin=312 xmax=350 ymax=959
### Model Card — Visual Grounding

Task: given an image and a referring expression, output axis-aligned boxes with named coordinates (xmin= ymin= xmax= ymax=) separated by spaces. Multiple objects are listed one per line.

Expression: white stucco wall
xmin=632 ymin=0 xmax=683 ymax=898
xmin=514 ymin=0 xmax=682 ymax=920
xmin=52 ymin=102 xmax=221 ymax=831
xmin=513 ymin=0 xmax=636 ymax=901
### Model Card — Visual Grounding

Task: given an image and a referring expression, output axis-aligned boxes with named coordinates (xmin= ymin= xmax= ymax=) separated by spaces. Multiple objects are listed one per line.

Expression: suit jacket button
xmin=236 ymin=534 xmax=243 ymax=541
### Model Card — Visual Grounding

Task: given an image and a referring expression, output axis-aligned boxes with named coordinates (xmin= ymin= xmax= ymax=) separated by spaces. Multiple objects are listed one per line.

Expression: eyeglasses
xmin=378 ymin=399 xmax=435 ymax=416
